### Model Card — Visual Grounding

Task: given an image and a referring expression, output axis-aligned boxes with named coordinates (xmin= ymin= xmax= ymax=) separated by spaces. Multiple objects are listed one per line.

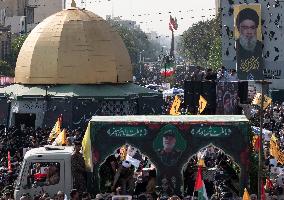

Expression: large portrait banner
xmin=234 ymin=4 xmax=264 ymax=80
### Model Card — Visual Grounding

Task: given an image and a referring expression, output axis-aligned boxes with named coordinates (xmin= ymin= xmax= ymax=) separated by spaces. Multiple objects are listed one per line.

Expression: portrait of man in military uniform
xmin=153 ymin=125 xmax=187 ymax=166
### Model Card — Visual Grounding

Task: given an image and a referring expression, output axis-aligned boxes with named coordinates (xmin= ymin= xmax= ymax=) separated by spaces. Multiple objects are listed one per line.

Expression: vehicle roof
xmin=24 ymin=146 xmax=74 ymax=159
xmin=90 ymin=115 xmax=249 ymax=123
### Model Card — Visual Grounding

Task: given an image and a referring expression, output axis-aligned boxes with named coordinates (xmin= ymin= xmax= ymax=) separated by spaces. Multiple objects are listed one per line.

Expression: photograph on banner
xmin=216 ymin=82 xmax=238 ymax=115
xmin=248 ymin=83 xmax=257 ymax=101
xmin=125 ymin=145 xmax=143 ymax=168
xmin=234 ymin=4 xmax=264 ymax=80
xmin=153 ymin=125 xmax=186 ymax=166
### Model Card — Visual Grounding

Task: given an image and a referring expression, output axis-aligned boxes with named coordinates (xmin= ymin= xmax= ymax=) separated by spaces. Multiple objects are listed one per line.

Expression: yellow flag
xmin=278 ymin=152 xmax=284 ymax=165
xmin=48 ymin=118 xmax=61 ymax=141
xmin=252 ymin=93 xmax=272 ymax=109
xmin=198 ymin=95 xmax=207 ymax=114
xmin=271 ymin=134 xmax=278 ymax=142
xmin=170 ymin=95 xmax=181 ymax=115
xmin=242 ymin=188 xmax=250 ymax=200
xmin=82 ymin=123 xmax=93 ymax=172
xmin=55 ymin=129 xmax=67 ymax=146
xmin=198 ymin=159 xmax=206 ymax=167
xmin=270 ymin=139 xmax=279 ymax=160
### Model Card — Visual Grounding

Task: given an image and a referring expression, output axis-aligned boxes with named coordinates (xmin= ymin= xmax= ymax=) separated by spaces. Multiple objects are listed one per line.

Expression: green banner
xmin=107 ymin=126 xmax=148 ymax=137
xmin=190 ymin=126 xmax=232 ymax=137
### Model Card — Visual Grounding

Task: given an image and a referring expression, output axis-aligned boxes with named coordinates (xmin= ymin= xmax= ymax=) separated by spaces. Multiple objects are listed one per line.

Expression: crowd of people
xmin=189 ymin=66 xmax=238 ymax=82
xmin=0 ymin=126 xmax=50 ymax=193
xmin=0 ymin=122 xmax=244 ymax=200
xmin=250 ymin=102 xmax=284 ymax=199
xmin=134 ymin=62 xmax=239 ymax=89
xmin=0 ymin=62 xmax=282 ymax=199
xmin=0 ymin=125 xmax=86 ymax=199
xmin=94 ymin=145 xmax=242 ymax=200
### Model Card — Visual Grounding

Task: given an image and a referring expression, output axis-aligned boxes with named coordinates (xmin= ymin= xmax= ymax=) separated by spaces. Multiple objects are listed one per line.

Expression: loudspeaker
xmin=238 ymin=81 xmax=248 ymax=104
xmin=184 ymin=81 xmax=201 ymax=114
xmin=184 ymin=81 xmax=216 ymax=114
xmin=201 ymin=81 xmax=216 ymax=114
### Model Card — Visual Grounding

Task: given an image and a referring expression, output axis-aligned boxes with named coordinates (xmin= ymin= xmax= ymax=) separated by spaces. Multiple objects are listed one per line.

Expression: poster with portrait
xmin=234 ymin=4 xmax=264 ymax=80
xmin=248 ymin=82 xmax=257 ymax=101
xmin=152 ymin=125 xmax=187 ymax=166
xmin=216 ymin=82 xmax=239 ymax=115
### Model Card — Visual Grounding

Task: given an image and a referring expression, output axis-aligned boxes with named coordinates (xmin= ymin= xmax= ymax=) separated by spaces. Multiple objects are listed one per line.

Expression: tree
xmin=208 ymin=36 xmax=222 ymax=71
xmin=178 ymin=14 xmax=221 ymax=69
xmin=0 ymin=60 xmax=14 ymax=76
xmin=108 ymin=20 xmax=162 ymax=81
xmin=0 ymin=34 xmax=28 ymax=76
xmin=10 ymin=34 xmax=28 ymax=66
xmin=109 ymin=21 xmax=160 ymax=64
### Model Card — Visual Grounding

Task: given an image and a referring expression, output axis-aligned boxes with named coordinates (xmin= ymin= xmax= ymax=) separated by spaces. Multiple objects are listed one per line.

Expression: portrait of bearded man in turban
xmin=235 ymin=6 xmax=264 ymax=80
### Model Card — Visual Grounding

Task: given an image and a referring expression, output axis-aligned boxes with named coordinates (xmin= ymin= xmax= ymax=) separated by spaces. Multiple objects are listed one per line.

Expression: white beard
xmin=239 ymin=35 xmax=257 ymax=52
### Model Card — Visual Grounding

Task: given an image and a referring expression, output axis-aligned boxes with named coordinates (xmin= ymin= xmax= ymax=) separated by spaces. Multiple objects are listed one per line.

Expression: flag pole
xmin=164 ymin=55 xmax=167 ymax=82
xmin=257 ymin=80 xmax=264 ymax=200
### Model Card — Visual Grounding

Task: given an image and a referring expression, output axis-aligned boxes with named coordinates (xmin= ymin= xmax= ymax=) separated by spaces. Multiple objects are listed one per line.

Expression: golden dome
xmin=15 ymin=8 xmax=132 ymax=84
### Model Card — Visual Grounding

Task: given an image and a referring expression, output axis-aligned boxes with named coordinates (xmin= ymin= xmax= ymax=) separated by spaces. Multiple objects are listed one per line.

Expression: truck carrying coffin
xmin=15 ymin=115 xmax=250 ymax=199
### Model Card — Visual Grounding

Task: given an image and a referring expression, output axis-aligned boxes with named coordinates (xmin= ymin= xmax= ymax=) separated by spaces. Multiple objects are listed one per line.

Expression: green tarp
xmin=0 ymin=83 xmax=160 ymax=98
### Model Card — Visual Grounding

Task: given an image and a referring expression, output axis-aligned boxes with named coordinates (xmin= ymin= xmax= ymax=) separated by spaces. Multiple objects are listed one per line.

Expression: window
xmin=27 ymin=162 xmax=60 ymax=188
xmin=4 ymin=41 xmax=8 ymax=60
xmin=1 ymin=41 xmax=4 ymax=60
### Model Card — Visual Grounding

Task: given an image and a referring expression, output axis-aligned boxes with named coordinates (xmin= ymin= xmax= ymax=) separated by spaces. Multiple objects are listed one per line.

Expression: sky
xmin=67 ymin=0 xmax=216 ymax=36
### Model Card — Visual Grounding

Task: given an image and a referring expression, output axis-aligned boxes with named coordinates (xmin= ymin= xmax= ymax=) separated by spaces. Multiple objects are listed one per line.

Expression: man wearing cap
xmin=235 ymin=7 xmax=264 ymax=80
xmin=157 ymin=129 xmax=182 ymax=166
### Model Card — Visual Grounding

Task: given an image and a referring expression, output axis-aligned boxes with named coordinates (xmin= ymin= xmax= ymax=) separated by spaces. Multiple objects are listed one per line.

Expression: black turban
xmin=236 ymin=8 xmax=259 ymax=30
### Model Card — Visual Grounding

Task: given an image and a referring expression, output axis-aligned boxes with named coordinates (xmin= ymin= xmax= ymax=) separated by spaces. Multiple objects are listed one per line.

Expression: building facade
xmin=26 ymin=0 xmax=66 ymax=32
xmin=0 ymin=0 xmax=27 ymax=17
xmin=0 ymin=0 xmax=27 ymax=34
xmin=5 ymin=16 xmax=25 ymax=34
xmin=0 ymin=26 xmax=11 ymax=62
xmin=0 ymin=0 xmax=66 ymax=34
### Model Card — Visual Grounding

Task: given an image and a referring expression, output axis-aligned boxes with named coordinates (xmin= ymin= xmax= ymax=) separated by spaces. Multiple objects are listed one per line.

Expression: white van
xmin=14 ymin=146 xmax=74 ymax=200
